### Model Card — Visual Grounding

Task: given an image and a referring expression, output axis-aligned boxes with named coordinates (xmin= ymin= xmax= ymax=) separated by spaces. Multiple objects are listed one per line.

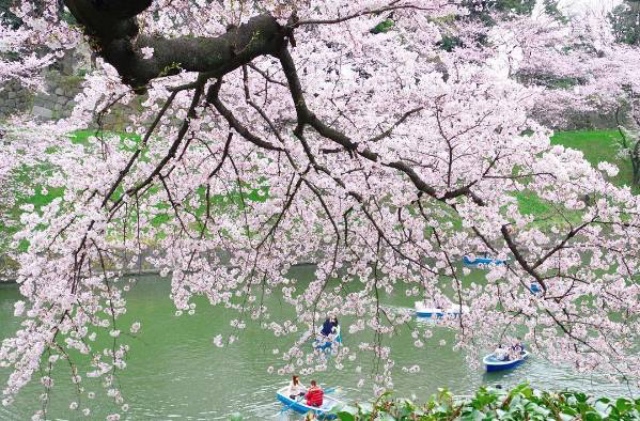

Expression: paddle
xmin=276 ymin=396 xmax=301 ymax=416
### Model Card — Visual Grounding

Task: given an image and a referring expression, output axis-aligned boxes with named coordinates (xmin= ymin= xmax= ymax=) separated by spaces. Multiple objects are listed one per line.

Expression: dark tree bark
xmin=64 ymin=0 xmax=288 ymax=90
xmin=615 ymin=105 xmax=640 ymax=186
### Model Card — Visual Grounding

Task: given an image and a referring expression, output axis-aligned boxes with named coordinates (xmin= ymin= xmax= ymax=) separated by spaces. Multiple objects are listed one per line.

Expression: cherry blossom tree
xmin=494 ymin=5 xmax=640 ymax=185
xmin=477 ymin=9 xmax=617 ymax=124
xmin=2 ymin=1 xmax=640 ymax=419
xmin=0 ymin=22 xmax=52 ymax=88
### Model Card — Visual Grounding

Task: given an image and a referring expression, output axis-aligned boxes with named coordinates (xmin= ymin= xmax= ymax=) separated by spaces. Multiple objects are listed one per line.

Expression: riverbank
xmin=0 ymin=261 xmax=322 ymax=284
xmin=0 ymin=128 xmax=632 ymax=281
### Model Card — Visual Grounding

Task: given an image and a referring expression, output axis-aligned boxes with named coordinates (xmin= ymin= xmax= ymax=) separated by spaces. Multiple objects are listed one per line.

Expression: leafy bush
xmin=332 ymin=383 xmax=640 ymax=420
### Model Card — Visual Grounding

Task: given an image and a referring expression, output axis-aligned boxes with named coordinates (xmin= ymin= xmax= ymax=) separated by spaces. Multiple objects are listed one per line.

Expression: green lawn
xmin=513 ymin=129 xmax=631 ymax=227
xmin=0 ymin=129 xmax=270 ymax=251
xmin=0 ymin=128 xmax=634 ymax=254
xmin=551 ymin=129 xmax=632 ymax=188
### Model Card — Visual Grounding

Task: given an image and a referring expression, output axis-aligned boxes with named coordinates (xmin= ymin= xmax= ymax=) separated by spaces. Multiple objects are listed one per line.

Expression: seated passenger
xmin=330 ymin=316 xmax=339 ymax=331
xmin=287 ymin=375 xmax=306 ymax=400
xmin=494 ymin=344 xmax=509 ymax=361
xmin=305 ymin=380 xmax=324 ymax=407
xmin=329 ymin=317 xmax=340 ymax=340
xmin=320 ymin=317 xmax=333 ymax=337
xmin=511 ymin=338 xmax=524 ymax=353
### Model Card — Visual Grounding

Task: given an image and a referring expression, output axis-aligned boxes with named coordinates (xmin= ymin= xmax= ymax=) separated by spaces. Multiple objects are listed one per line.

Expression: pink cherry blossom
xmin=1 ymin=1 xmax=640 ymax=417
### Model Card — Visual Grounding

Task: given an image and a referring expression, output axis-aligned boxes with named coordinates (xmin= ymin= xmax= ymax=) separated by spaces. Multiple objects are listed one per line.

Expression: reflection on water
xmin=0 ymin=277 xmax=637 ymax=420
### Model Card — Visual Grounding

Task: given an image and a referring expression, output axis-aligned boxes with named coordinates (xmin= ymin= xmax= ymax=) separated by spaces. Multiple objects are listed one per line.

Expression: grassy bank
xmin=0 ymin=129 xmax=632 ymax=258
xmin=551 ymin=129 xmax=631 ymax=189
xmin=514 ymin=129 xmax=630 ymax=225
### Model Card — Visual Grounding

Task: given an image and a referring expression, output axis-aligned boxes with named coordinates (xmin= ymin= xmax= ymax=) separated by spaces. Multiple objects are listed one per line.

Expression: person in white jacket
xmin=494 ymin=344 xmax=509 ymax=361
xmin=287 ymin=375 xmax=306 ymax=399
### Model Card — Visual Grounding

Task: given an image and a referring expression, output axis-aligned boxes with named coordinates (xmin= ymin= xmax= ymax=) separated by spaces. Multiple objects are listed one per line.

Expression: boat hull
xmin=483 ymin=351 xmax=529 ymax=372
xmin=276 ymin=387 xmax=340 ymax=419
xmin=313 ymin=332 xmax=342 ymax=351
xmin=415 ymin=309 xmax=463 ymax=318
xmin=463 ymin=256 xmax=506 ymax=267
xmin=414 ymin=302 xmax=469 ymax=318
xmin=529 ymin=282 xmax=542 ymax=294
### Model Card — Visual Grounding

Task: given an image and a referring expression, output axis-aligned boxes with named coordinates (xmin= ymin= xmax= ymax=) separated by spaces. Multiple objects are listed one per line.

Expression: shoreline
xmin=0 ymin=261 xmax=319 ymax=285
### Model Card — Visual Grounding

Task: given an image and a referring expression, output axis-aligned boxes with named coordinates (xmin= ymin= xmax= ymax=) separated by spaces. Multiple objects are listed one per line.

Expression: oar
xmin=276 ymin=398 xmax=299 ymax=416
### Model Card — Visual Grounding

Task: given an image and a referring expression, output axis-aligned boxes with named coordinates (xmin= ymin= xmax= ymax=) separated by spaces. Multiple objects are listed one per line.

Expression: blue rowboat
xmin=483 ymin=350 xmax=529 ymax=372
xmin=414 ymin=301 xmax=469 ymax=318
xmin=313 ymin=333 xmax=342 ymax=351
xmin=529 ymin=282 xmax=542 ymax=295
xmin=276 ymin=386 xmax=342 ymax=418
xmin=463 ymin=255 xmax=507 ymax=268
xmin=313 ymin=326 xmax=342 ymax=352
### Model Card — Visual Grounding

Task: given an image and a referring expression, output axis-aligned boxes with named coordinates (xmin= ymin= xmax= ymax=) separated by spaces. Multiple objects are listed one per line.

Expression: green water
xmin=0 ymin=269 xmax=636 ymax=420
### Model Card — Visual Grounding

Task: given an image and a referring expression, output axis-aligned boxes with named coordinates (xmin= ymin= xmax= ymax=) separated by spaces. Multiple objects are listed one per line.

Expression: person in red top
xmin=305 ymin=380 xmax=324 ymax=407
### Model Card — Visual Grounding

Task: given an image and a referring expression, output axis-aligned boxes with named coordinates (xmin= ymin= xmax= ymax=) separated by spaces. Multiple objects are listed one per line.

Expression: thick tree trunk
xmin=64 ymin=0 xmax=287 ymax=90
xmin=615 ymin=105 xmax=640 ymax=186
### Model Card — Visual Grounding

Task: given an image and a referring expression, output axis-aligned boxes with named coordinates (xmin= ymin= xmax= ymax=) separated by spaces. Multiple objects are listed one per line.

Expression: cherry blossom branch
xmin=65 ymin=1 xmax=287 ymax=89
xmin=108 ymin=81 xmax=205 ymax=214
xmin=531 ymin=221 xmax=592 ymax=270
xmin=366 ymin=107 xmax=425 ymax=143
xmin=256 ymin=176 xmax=302 ymax=250
xmin=206 ymin=79 xmax=284 ymax=152
xmin=292 ymin=2 xmax=438 ymax=27
xmin=101 ymin=86 xmax=181 ymax=208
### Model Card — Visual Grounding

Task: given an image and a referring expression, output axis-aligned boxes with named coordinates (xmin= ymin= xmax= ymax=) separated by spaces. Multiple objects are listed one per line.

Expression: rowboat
xmin=414 ymin=301 xmax=469 ymax=318
xmin=313 ymin=326 xmax=342 ymax=352
xmin=483 ymin=350 xmax=529 ymax=372
xmin=276 ymin=386 xmax=342 ymax=418
xmin=529 ymin=282 xmax=542 ymax=295
xmin=463 ymin=255 xmax=507 ymax=268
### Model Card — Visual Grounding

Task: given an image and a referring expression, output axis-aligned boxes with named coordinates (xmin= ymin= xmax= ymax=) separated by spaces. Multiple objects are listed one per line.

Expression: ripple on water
xmin=2 ymin=281 xmax=638 ymax=420
xmin=480 ymin=355 xmax=639 ymax=399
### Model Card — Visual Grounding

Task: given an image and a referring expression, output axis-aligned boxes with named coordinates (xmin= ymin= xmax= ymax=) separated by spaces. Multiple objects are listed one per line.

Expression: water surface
xmin=0 ymin=272 xmax=636 ymax=420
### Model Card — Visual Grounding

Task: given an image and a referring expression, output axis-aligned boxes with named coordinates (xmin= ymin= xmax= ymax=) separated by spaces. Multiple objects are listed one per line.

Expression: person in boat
xmin=287 ymin=375 xmax=306 ymax=400
xmin=330 ymin=316 xmax=340 ymax=338
xmin=329 ymin=318 xmax=342 ymax=345
xmin=320 ymin=316 xmax=333 ymax=337
xmin=511 ymin=338 xmax=524 ymax=354
xmin=494 ymin=344 xmax=509 ymax=361
xmin=529 ymin=282 xmax=542 ymax=295
xmin=305 ymin=380 xmax=324 ymax=407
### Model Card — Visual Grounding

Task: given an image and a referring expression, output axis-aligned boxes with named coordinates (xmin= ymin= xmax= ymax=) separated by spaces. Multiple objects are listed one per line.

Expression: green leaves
xmin=470 ymin=387 xmax=499 ymax=409
xmin=370 ymin=19 xmax=394 ymax=34
xmin=334 ymin=383 xmax=639 ymax=420
xmin=336 ymin=410 xmax=356 ymax=421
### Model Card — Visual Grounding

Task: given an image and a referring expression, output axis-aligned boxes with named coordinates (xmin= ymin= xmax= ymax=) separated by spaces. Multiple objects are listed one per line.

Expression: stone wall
xmin=31 ymin=72 xmax=83 ymax=121
xmin=0 ymin=79 xmax=32 ymax=117
xmin=0 ymin=49 xmax=143 ymax=130
xmin=532 ymin=108 xmax=620 ymax=131
xmin=0 ymin=51 xmax=85 ymax=122
xmin=29 ymin=72 xmax=82 ymax=121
